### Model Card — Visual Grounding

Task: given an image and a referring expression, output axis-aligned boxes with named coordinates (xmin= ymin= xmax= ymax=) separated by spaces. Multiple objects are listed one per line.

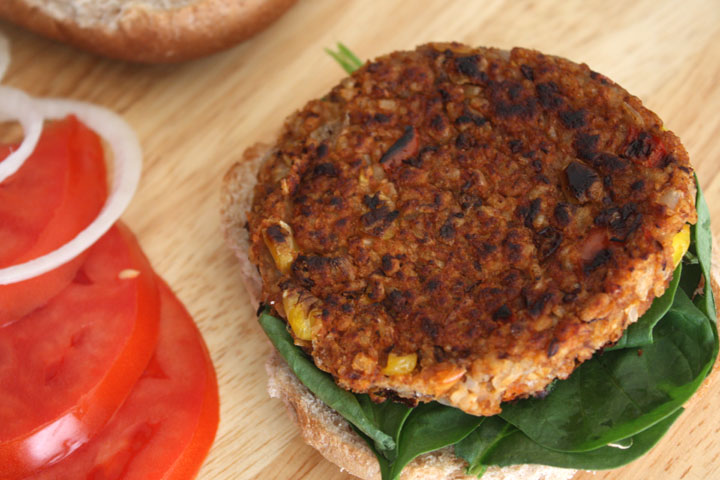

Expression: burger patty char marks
xmin=247 ymin=43 xmax=696 ymax=415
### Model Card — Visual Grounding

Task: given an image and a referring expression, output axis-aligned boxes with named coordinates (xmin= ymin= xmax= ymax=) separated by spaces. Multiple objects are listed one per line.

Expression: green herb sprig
xmin=325 ymin=43 xmax=363 ymax=74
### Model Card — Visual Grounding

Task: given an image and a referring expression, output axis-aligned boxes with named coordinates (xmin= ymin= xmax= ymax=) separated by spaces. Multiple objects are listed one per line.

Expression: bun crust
xmin=0 ymin=0 xmax=297 ymax=62
xmin=220 ymin=142 xmax=268 ymax=304
xmin=222 ymin=141 xmax=720 ymax=480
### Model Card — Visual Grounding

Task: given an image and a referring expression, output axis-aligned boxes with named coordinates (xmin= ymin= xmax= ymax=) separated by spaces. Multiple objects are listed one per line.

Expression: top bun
xmin=0 ymin=0 xmax=297 ymax=62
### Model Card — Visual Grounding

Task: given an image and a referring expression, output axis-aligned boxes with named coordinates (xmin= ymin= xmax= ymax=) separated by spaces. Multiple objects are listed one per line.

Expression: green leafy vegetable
xmin=354 ymin=401 xmax=484 ymax=480
xmin=499 ymin=287 xmax=716 ymax=452
xmin=679 ymin=261 xmax=703 ymax=300
xmin=454 ymin=416 xmax=515 ymax=476
xmin=692 ymin=174 xmax=716 ymax=321
xmin=258 ymin=311 xmax=396 ymax=450
xmin=387 ymin=403 xmax=483 ymax=479
xmin=325 ymin=42 xmax=363 ymax=74
xmin=356 ymin=394 xmax=412 ymax=461
xmin=351 ymin=427 xmax=393 ymax=479
xmin=608 ymin=263 xmax=682 ymax=350
xmin=477 ymin=409 xmax=682 ymax=470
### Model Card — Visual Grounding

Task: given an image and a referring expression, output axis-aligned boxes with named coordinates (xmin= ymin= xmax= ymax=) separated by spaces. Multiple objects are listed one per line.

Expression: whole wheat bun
xmin=221 ymin=143 xmax=720 ymax=480
xmin=0 ymin=0 xmax=297 ymax=62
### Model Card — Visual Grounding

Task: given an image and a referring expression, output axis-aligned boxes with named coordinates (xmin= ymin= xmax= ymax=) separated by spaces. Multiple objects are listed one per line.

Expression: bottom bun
xmin=266 ymin=350 xmax=576 ymax=480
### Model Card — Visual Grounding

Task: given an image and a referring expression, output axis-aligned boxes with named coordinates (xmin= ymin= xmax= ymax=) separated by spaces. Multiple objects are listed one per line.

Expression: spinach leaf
xmin=692 ymin=176 xmax=716 ymax=321
xmin=679 ymin=261 xmax=703 ymax=300
xmin=608 ymin=262 xmax=682 ymax=350
xmin=387 ymin=402 xmax=484 ymax=480
xmin=480 ymin=408 xmax=682 ymax=470
xmin=351 ymin=427 xmax=393 ymax=479
xmin=258 ymin=311 xmax=396 ymax=450
xmin=351 ymin=401 xmax=483 ymax=480
xmin=454 ymin=416 xmax=515 ymax=476
xmin=499 ymin=288 xmax=715 ymax=452
xmin=356 ymin=394 xmax=412 ymax=461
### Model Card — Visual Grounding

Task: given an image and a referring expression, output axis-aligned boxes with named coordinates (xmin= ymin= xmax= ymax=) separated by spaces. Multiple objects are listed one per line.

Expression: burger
xmin=221 ymin=43 xmax=717 ymax=479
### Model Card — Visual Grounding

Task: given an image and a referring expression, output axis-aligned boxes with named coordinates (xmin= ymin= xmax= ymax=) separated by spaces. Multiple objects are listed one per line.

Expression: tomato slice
xmin=0 ymin=223 xmax=160 ymax=479
xmin=0 ymin=116 xmax=107 ymax=325
xmin=31 ymin=279 xmax=220 ymax=480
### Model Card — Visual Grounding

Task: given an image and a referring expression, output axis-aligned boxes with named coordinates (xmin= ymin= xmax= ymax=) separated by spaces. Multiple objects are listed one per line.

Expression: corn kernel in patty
xmin=282 ymin=290 xmax=316 ymax=341
xmin=382 ymin=353 xmax=417 ymax=376
xmin=673 ymin=225 xmax=691 ymax=266
xmin=263 ymin=221 xmax=297 ymax=274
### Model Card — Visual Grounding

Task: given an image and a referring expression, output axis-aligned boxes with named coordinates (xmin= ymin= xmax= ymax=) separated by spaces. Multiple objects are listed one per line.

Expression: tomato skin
xmin=29 ymin=279 xmax=219 ymax=480
xmin=163 ymin=305 xmax=220 ymax=480
xmin=0 ymin=117 xmax=107 ymax=325
xmin=0 ymin=223 xmax=160 ymax=479
xmin=163 ymin=364 xmax=219 ymax=480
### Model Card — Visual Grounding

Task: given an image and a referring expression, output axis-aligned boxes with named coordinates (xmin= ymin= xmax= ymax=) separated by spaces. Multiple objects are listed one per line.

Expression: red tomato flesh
xmin=31 ymin=279 xmax=219 ymax=480
xmin=0 ymin=223 xmax=160 ymax=478
xmin=0 ymin=116 xmax=107 ymax=324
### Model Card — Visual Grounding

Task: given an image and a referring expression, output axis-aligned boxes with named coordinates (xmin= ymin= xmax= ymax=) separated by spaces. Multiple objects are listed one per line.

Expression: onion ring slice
xmin=0 ymin=97 xmax=142 ymax=285
xmin=0 ymin=86 xmax=44 ymax=183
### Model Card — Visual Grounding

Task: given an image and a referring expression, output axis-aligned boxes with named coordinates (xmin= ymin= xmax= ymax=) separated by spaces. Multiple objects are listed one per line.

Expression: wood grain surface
xmin=2 ymin=0 xmax=720 ymax=479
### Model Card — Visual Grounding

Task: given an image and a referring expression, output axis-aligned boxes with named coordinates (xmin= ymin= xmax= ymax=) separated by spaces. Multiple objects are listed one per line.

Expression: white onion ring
xmin=0 ymin=86 xmax=44 ymax=183
xmin=0 ymin=96 xmax=142 ymax=285
xmin=0 ymin=32 xmax=9 ymax=82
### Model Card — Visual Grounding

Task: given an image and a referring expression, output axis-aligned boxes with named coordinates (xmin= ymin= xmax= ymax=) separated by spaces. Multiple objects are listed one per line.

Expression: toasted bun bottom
xmin=222 ymin=142 xmax=720 ymax=480
xmin=0 ymin=0 xmax=297 ymax=62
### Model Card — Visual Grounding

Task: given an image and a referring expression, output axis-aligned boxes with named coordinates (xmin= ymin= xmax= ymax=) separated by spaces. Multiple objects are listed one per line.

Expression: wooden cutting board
xmin=2 ymin=0 xmax=719 ymax=479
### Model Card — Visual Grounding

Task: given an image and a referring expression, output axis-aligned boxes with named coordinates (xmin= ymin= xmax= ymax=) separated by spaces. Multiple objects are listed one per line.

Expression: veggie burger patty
xmin=247 ymin=42 xmax=696 ymax=416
